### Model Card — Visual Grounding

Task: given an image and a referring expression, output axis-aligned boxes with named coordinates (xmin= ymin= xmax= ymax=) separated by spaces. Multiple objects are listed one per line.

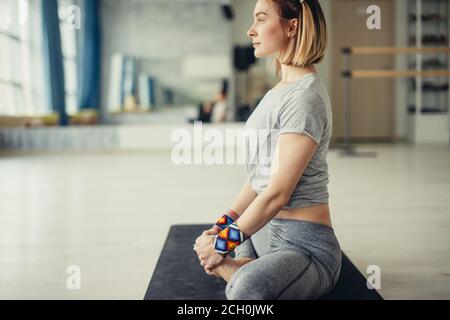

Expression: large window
xmin=0 ymin=0 xmax=25 ymax=115
xmin=0 ymin=0 xmax=48 ymax=116
xmin=0 ymin=0 xmax=80 ymax=117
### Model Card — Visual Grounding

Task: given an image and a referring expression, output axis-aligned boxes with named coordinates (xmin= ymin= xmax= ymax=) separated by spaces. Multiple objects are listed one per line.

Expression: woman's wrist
xmin=213 ymin=222 xmax=250 ymax=256
xmin=213 ymin=209 xmax=240 ymax=232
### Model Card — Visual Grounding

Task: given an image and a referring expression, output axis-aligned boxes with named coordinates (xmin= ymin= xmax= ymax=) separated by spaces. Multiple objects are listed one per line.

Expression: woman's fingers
xmin=209 ymin=254 xmax=225 ymax=270
xmin=195 ymin=230 xmax=209 ymax=244
xmin=195 ymin=237 xmax=214 ymax=252
xmin=204 ymin=267 xmax=213 ymax=274
xmin=197 ymin=229 xmax=217 ymax=241
xmin=196 ymin=237 xmax=206 ymax=246
xmin=201 ymin=259 xmax=213 ymax=269
xmin=204 ymin=268 xmax=219 ymax=277
xmin=196 ymin=240 xmax=224 ymax=269
xmin=195 ymin=233 xmax=211 ymax=246
xmin=200 ymin=255 xmax=214 ymax=267
xmin=204 ymin=258 xmax=215 ymax=270
xmin=206 ymin=228 xmax=218 ymax=235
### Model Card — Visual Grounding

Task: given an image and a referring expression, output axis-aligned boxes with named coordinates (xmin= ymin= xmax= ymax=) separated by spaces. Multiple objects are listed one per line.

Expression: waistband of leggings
xmin=268 ymin=218 xmax=340 ymax=253
xmin=270 ymin=218 xmax=335 ymax=233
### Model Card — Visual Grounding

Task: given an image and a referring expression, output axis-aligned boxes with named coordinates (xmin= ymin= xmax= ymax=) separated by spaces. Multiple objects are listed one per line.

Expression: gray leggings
xmin=225 ymin=218 xmax=342 ymax=300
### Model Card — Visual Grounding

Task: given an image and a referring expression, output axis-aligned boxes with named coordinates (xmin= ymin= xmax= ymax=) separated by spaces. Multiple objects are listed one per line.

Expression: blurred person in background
xmin=211 ymin=90 xmax=228 ymax=123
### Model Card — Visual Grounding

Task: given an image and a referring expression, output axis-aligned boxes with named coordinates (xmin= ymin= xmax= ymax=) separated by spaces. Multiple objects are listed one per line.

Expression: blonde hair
xmin=270 ymin=0 xmax=327 ymax=77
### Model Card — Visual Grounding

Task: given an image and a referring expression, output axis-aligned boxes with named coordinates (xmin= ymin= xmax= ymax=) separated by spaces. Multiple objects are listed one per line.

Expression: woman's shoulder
xmin=280 ymin=87 xmax=327 ymax=113
xmin=279 ymin=75 xmax=325 ymax=101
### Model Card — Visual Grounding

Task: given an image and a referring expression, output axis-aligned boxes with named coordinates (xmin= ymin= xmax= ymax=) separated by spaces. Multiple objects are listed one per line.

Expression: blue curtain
xmin=78 ymin=0 xmax=101 ymax=111
xmin=42 ymin=0 xmax=68 ymax=126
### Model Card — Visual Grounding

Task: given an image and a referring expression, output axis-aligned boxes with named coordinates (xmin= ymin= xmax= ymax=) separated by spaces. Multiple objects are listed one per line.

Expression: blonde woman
xmin=194 ymin=0 xmax=341 ymax=300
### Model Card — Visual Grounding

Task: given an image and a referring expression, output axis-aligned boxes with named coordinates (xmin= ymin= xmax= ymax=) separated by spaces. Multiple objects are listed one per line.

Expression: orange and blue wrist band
xmin=212 ymin=209 xmax=240 ymax=232
xmin=213 ymin=222 xmax=250 ymax=257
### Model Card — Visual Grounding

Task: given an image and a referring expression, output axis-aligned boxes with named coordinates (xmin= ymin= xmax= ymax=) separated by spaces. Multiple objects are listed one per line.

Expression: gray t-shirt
xmin=243 ymin=73 xmax=332 ymax=209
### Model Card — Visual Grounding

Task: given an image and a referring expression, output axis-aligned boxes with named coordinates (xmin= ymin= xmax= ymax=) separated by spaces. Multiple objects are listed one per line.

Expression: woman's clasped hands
xmin=194 ymin=228 xmax=225 ymax=273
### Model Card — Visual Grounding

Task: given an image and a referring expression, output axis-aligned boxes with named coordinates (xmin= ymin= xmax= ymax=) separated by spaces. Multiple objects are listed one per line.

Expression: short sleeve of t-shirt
xmin=278 ymin=90 xmax=327 ymax=145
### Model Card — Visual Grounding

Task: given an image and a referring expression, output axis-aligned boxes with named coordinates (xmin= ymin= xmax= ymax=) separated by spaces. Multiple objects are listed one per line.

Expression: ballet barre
xmin=340 ymin=46 xmax=450 ymax=156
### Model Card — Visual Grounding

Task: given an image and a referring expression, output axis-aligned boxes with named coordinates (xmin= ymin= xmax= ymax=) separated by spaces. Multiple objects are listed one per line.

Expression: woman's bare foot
xmin=205 ymin=257 xmax=254 ymax=282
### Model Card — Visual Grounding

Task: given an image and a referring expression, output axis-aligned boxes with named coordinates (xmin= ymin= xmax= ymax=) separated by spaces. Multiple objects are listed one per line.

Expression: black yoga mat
xmin=144 ymin=224 xmax=383 ymax=300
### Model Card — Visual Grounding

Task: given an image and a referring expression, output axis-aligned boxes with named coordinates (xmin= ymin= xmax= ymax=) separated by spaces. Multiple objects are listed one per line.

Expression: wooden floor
xmin=0 ymin=144 xmax=449 ymax=299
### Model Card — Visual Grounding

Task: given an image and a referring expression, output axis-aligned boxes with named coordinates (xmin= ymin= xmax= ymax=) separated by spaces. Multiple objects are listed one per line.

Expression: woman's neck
xmin=279 ymin=64 xmax=317 ymax=83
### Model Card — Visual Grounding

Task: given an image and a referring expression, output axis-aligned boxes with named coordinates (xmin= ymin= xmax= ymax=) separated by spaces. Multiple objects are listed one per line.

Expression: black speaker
xmin=233 ymin=45 xmax=256 ymax=71
xmin=235 ymin=104 xmax=252 ymax=122
xmin=221 ymin=4 xmax=234 ymax=20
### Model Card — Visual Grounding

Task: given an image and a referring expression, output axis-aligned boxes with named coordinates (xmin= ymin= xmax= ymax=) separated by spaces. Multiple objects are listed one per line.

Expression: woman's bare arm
xmin=235 ymin=133 xmax=317 ymax=237
xmin=229 ymin=178 xmax=258 ymax=215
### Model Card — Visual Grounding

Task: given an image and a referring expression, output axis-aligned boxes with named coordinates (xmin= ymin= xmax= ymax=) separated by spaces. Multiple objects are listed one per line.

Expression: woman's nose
xmin=247 ymin=26 xmax=256 ymax=38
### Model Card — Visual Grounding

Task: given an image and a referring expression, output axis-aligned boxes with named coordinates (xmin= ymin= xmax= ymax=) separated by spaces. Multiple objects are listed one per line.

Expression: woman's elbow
xmin=261 ymin=190 xmax=290 ymax=211
xmin=275 ymin=194 xmax=290 ymax=209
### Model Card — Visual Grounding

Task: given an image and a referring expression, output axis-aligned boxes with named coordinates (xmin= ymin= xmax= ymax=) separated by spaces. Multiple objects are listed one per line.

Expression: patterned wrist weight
xmin=212 ymin=209 xmax=240 ymax=232
xmin=213 ymin=222 xmax=250 ymax=257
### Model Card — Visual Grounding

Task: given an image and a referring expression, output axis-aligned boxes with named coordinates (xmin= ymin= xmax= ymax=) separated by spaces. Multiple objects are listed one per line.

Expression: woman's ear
xmin=288 ymin=18 xmax=299 ymax=37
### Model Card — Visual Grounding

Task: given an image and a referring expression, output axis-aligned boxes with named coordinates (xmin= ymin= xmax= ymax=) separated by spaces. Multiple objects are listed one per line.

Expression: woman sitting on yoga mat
xmin=194 ymin=0 xmax=341 ymax=300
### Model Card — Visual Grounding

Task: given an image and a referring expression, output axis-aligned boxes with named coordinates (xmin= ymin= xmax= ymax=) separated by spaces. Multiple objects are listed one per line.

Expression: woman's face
xmin=247 ymin=0 xmax=287 ymax=58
